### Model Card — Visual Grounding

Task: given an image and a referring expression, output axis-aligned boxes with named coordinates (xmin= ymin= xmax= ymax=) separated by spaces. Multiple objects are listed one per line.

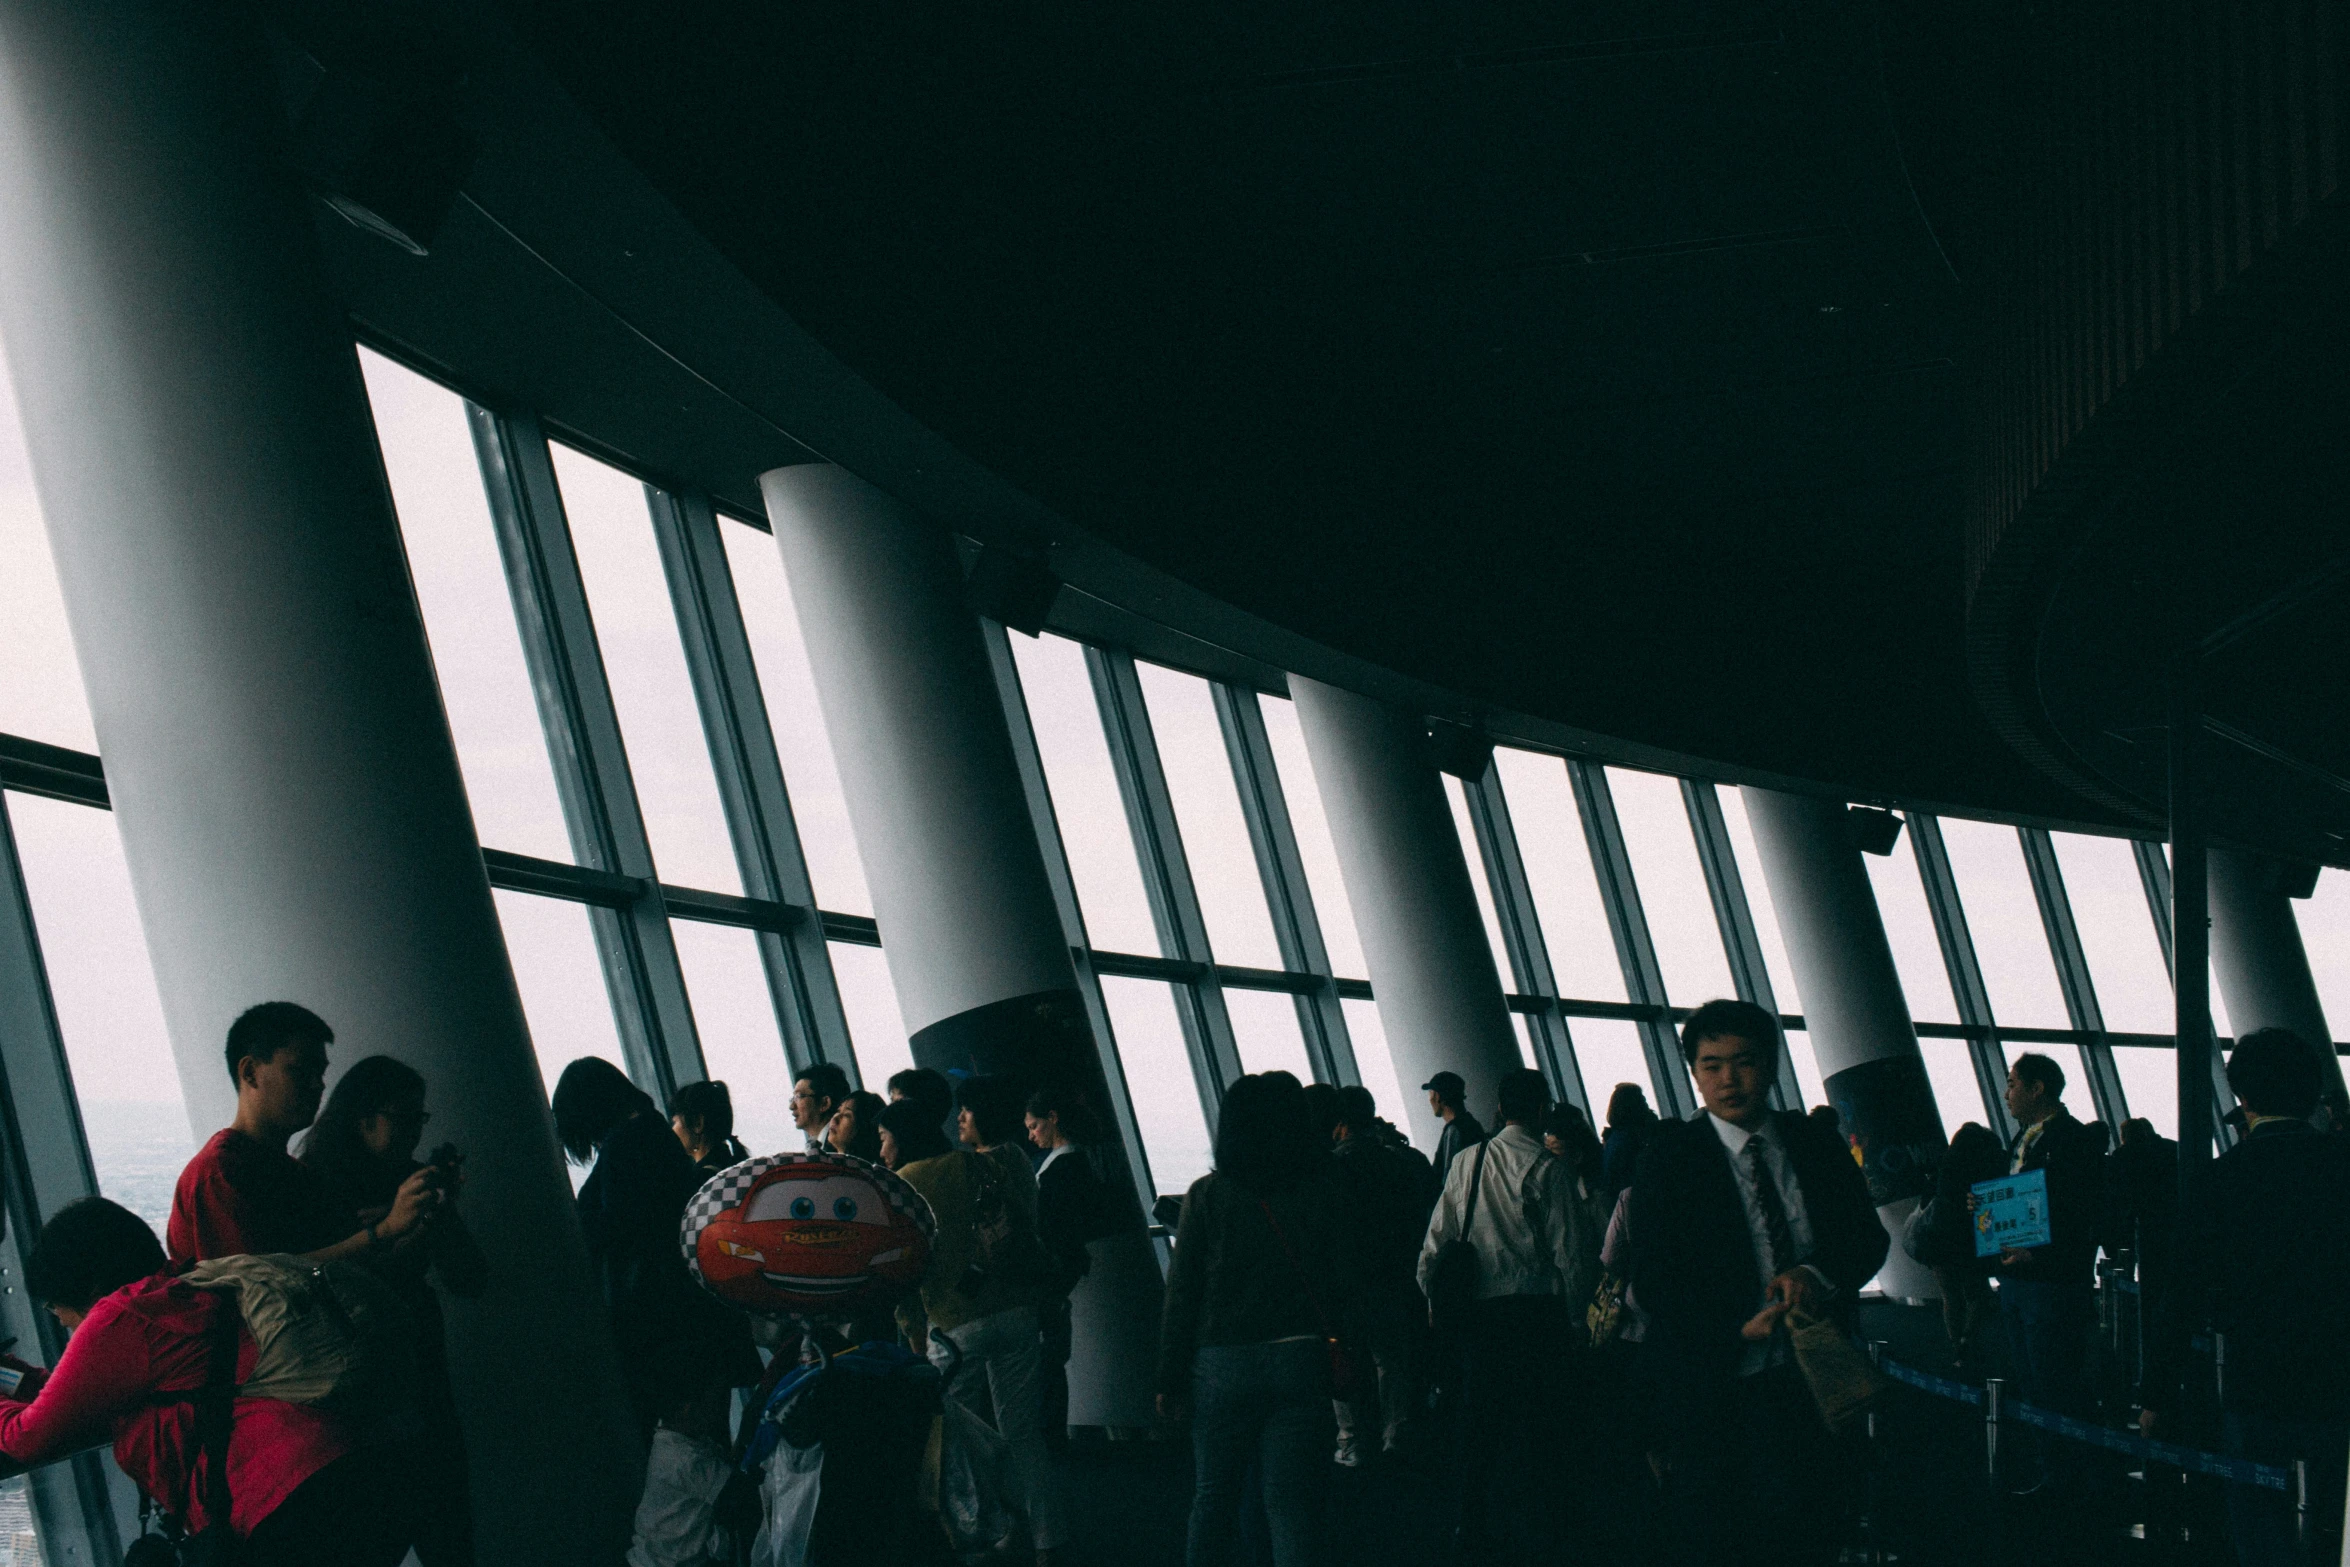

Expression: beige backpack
xmin=180 ymin=1253 xmax=417 ymax=1415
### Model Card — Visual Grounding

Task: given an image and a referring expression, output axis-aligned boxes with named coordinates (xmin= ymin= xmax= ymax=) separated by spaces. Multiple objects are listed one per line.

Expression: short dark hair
xmin=1497 ymin=1068 xmax=1548 ymax=1126
xmin=876 ymin=1097 xmax=952 ymax=1166
xmin=1679 ymin=999 xmax=1781 ymax=1072
xmin=27 ymin=1198 xmax=165 ymax=1312
xmin=1334 ymin=1084 xmax=1378 ymax=1129
xmin=224 ymin=1001 xmax=332 ymax=1084
xmin=2229 ymin=1027 xmax=2324 ymax=1119
xmin=887 ymin=1067 xmax=954 ymax=1125
xmin=795 ymin=1062 xmax=852 ymax=1110
xmin=1023 ymin=1079 xmax=1100 ymax=1141
xmin=550 ymin=1056 xmax=654 ymax=1164
xmin=956 ymin=1075 xmax=1026 ymax=1146
xmin=1300 ymin=1082 xmax=1341 ymax=1142
xmin=2010 ymin=1052 xmax=2065 ymax=1101
xmin=1605 ymin=1082 xmax=1655 ymax=1131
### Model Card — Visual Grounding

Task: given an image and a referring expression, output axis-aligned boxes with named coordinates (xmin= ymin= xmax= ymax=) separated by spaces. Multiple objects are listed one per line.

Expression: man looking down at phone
xmin=1629 ymin=1000 xmax=1887 ymax=1565
xmin=168 ymin=1002 xmax=444 ymax=1270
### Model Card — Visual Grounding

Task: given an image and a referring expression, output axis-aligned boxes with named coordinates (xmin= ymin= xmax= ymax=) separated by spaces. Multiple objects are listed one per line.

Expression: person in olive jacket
xmin=1159 ymin=1072 xmax=1359 ymax=1567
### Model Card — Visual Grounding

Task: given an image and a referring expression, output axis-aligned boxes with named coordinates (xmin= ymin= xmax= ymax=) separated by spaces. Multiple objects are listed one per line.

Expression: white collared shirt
xmin=1416 ymin=1123 xmax=1599 ymax=1306
xmin=1709 ymin=1112 xmax=1820 ymax=1376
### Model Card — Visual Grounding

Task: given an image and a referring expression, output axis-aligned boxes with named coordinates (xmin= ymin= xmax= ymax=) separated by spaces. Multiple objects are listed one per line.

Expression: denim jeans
xmin=929 ymin=1305 xmax=1067 ymax=1550
xmin=1187 ymin=1338 xmax=1331 ymax=1567
xmin=2223 ymin=1411 xmax=2348 ymax=1567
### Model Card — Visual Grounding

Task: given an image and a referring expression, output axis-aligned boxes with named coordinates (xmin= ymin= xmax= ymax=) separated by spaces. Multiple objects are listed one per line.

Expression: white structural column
xmin=2209 ymin=848 xmax=2344 ymax=1097
xmin=758 ymin=462 xmax=1158 ymax=1425
xmin=1290 ymin=679 xmax=1520 ymax=1147
xmin=1742 ymin=789 xmax=1942 ymax=1299
xmin=0 ymin=3 xmax=643 ymax=1556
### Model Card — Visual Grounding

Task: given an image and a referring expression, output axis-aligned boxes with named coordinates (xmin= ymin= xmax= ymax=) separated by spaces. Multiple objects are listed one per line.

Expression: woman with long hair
xmin=299 ymin=1056 xmax=486 ymax=1566
xmin=668 ymin=1079 xmax=749 ymax=1180
xmin=1601 ymin=1082 xmax=1660 ymax=1204
xmin=1160 ymin=1072 xmax=1357 ymax=1567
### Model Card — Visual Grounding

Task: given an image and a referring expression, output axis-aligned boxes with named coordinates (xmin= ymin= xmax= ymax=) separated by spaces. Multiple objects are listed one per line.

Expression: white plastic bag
xmin=749 ymin=1437 xmax=824 ymax=1567
xmin=936 ymin=1395 xmax=1012 ymax=1553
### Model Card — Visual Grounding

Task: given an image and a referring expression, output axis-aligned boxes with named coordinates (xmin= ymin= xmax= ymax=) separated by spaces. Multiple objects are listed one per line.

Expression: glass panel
xmin=1937 ymin=819 xmax=2068 ymax=1028
xmin=1784 ymin=1028 xmax=1827 ymax=1110
xmin=829 ymin=942 xmax=912 ymax=1090
xmin=1493 ymin=751 xmax=1625 ymax=1003
xmin=1258 ymin=696 xmax=1365 ymax=979
xmin=1606 ymin=769 xmax=1736 ymax=1004
xmin=360 ymin=349 xmax=573 ymax=863
xmin=1717 ymin=787 xmax=1804 ymax=1012
xmin=1864 ymin=839 xmax=1960 ymax=1022
xmin=9 ymin=793 xmax=192 ymax=1234
xmin=2296 ymin=868 xmax=2350 ymax=1046
xmin=1443 ymin=777 xmax=1514 ymax=983
xmin=1133 ymin=664 xmax=1282 ymax=969
xmin=550 ymin=443 xmax=740 ymax=894
xmin=1340 ymin=998 xmax=1416 ymax=1150
xmin=669 ymin=921 xmax=796 ymax=1157
xmin=1569 ymin=1016 xmax=1656 ymax=1113
xmin=2047 ymin=833 xmax=2173 ymax=1035
xmin=1099 ymin=977 xmax=1213 ymax=1196
xmin=1918 ymin=1038 xmax=1989 ymax=1132
xmin=1224 ymin=988 xmax=1314 ymax=1081
xmin=0 ymin=369 xmax=91 ymax=753
xmin=720 ymin=516 xmax=872 ymax=915
xmin=2110 ymin=1045 xmax=2177 ymax=1139
xmin=491 ymin=889 xmax=627 ymax=1095
xmin=1008 ymin=635 xmax=1160 ymax=955
xmin=0 ymin=1474 xmax=43 ymax=1567
xmin=1513 ymin=1014 xmax=1541 ymax=1070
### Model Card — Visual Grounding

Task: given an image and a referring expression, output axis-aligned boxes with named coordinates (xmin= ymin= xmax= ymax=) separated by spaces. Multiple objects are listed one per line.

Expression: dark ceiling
xmin=304 ymin=0 xmax=2168 ymax=825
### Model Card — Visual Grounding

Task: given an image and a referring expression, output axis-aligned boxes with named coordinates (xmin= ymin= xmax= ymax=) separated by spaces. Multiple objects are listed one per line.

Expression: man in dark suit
xmin=2142 ymin=1027 xmax=2350 ymax=1567
xmin=1631 ymin=999 xmax=1889 ymax=1565
xmin=1991 ymin=1051 xmax=2104 ymax=1494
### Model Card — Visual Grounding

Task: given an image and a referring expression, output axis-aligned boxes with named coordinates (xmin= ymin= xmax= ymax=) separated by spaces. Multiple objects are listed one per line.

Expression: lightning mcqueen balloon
xmin=681 ymin=1150 xmax=935 ymax=1320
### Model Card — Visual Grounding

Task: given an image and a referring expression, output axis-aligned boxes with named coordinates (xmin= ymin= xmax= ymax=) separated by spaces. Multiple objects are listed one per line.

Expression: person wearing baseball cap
xmin=1423 ymin=1071 xmax=1486 ymax=1188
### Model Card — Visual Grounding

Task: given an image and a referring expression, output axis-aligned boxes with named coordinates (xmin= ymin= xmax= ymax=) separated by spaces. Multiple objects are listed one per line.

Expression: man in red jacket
xmin=167 ymin=1001 xmax=439 ymax=1267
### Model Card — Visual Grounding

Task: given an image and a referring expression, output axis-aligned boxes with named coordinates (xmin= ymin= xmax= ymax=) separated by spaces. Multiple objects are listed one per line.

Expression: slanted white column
xmin=2210 ymin=847 xmax=2344 ymax=1099
xmin=0 ymin=2 xmax=640 ymax=1555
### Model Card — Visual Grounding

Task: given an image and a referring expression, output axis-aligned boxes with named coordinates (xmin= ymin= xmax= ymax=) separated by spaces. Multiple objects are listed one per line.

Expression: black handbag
xmin=1426 ymin=1143 xmax=1488 ymax=1340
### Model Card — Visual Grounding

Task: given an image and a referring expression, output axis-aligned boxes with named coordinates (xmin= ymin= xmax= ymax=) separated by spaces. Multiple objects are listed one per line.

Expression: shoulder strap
xmin=1462 ymin=1141 xmax=1488 ymax=1229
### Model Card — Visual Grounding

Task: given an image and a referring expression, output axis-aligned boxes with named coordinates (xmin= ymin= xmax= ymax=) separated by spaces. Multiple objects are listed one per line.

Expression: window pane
xmin=1865 ymin=839 xmax=1959 ymax=1022
xmin=10 ymin=793 xmax=191 ymax=1234
xmin=0 ymin=366 xmax=91 ymax=752
xmin=360 ymin=350 xmax=572 ymax=862
xmin=1718 ymin=787 xmax=1804 ymax=1012
xmin=1918 ymin=1038 xmax=1988 ymax=1131
xmin=1937 ymin=819 xmax=2068 ymax=1028
xmin=1258 ymin=696 xmax=1364 ymax=979
xmin=1784 ymin=1028 xmax=1827 ymax=1110
xmin=2048 ymin=833 xmax=2172 ymax=1035
xmin=719 ymin=517 xmax=872 ymax=916
xmin=829 ymin=941 xmax=911 ymax=1091
xmin=492 ymin=889 xmax=627 ymax=1097
xmin=1569 ymin=1016 xmax=1655 ymax=1113
xmin=2296 ymin=868 xmax=2350 ymax=1046
xmin=1225 ymin=987 xmax=1313 ymax=1081
xmin=1341 ymin=997 xmax=1416 ymax=1150
xmin=1100 ymin=976 xmax=1212 ymax=1196
xmin=2110 ymin=1045 xmax=2177 ymax=1139
xmin=1515 ymin=1013 xmax=1540 ymax=1070
xmin=670 ymin=921 xmax=796 ymax=1157
xmin=1605 ymin=769 xmax=1735 ymax=1004
xmin=550 ymin=444 xmax=739 ymax=894
xmin=0 ymin=1474 xmax=45 ymax=1567
xmin=1008 ymin=635 xmax=1160 ymax=955
xmin=1443 ymin=777 xmax=1514 ymax=984
xmin=1493 ymin=751 xmax=1625 ymax=1003
xmin=1134 ymin=664 xmax=1282 ymax=969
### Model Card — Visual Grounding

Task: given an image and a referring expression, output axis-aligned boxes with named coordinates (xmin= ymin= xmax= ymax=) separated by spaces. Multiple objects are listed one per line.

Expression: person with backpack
xmin=0 ymin=1197 xmax=416 ymax=1566
xmin=299 ymin=1055 xmax=488 ymax=1567
xmin=891 ymin=1076 xmax=1067 ymax=1566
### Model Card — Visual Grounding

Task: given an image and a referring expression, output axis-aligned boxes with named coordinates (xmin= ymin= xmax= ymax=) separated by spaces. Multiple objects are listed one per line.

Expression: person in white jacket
xmin=1416 ymin=1067 xmax=1601 ymax=1553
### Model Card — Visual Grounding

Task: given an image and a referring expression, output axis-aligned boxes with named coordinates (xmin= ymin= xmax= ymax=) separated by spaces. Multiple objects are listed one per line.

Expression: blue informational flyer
xmin=1971 ymin=1168 xmax=2052 ymax=1257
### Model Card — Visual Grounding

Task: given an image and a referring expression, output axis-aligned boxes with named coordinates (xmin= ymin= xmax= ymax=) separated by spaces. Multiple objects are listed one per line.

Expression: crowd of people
xmin=0 ymin=992 xmax=2338 ymax=1566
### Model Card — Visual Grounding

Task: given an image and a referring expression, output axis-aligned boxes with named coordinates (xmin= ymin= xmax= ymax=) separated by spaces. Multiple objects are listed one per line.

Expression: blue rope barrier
xmin=1874 ymin=1356 xmax=2293 ymax=1493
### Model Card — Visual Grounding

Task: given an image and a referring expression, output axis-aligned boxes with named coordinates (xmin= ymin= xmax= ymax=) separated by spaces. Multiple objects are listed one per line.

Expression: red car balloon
xmin=681 ymin=1150 xmax=934 ymax=1320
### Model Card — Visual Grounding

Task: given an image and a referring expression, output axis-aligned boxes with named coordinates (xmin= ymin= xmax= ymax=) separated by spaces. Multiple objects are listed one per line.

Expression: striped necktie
xmin=1746 ymin=1137 xmax=1795 ymax=1279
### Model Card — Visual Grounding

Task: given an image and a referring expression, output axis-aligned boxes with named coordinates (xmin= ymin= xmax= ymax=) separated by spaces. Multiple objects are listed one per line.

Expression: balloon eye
xmin=790 ymin=1197 xmax=815 ymax=1220
xmin=833 ymin=1196 xmax=858 ymax=1221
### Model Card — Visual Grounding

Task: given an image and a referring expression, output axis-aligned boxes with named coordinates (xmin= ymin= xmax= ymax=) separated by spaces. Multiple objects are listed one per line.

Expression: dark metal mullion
xmin=1212 ymin=683 xmax=1355 ymax=1087
xmin=1568 ymin=761 xmax=1695 ymax=1119
xmin=981 ymin=623 xmax=1162 ymax=1227
xmin=2019 ymin=826 xmax=2130 ymax=1126
xmin=2137 ymin=826 xmax=2236 ymax=1146
xmin=0 ymin=794 xmax=133 ymax=1556
xmin=466 ymin=403 xmax=703 ymax=1103
xmin=1463 ymin=767 xmax=1587 ymax=1113
xmin=644 ymin=486 xmax=854 ymax=1079
xmin=1906 ymin=814 xmax=2017 ymax=1141
xmin=1682 ymin=780 xmax=1804 ymax=1111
